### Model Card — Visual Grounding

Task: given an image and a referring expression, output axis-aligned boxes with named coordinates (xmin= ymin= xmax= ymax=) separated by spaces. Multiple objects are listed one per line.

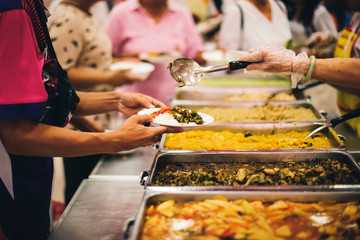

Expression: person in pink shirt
xmin=106 ymin=0 xmax=205 ymax=105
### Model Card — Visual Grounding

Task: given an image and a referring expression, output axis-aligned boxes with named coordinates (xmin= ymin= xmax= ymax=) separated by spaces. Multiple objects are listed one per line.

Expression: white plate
xmin=138 ymin=108 xmax=214 ymax=130
xmin=139 ymin=52 xmax=179 ymax=64
xmin=110 ymin=61 xmax=155 ymax=80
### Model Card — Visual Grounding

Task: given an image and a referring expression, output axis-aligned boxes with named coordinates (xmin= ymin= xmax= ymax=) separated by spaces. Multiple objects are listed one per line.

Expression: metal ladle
xmin=168 ymin=58 xmax=260 ymax=87
xmin=304 ymin=107 xmax=360 ymax=139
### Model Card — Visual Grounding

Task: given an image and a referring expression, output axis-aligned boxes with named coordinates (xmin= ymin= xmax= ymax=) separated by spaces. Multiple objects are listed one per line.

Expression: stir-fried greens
xmin=154 ymin=159 xmax=360 ymax=186
xmin=151 ymin=106 xmax=204 ymax=125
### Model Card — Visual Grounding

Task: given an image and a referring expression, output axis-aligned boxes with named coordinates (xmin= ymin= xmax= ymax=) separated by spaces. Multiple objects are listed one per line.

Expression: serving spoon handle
xmin=195 ymin=61 xmax=261 ymax=74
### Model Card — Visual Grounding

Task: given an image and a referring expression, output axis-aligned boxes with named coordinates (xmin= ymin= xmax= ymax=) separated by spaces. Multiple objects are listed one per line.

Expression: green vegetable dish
xmin=170 ymin=106 xmax=204 ymax=124
xmin=154 ymin=159 xmax=360 ymax=186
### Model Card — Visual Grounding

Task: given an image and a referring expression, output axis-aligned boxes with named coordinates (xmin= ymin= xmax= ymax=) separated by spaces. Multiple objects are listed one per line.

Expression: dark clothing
xmin=0 ymin=0 xmax=79 ymax=239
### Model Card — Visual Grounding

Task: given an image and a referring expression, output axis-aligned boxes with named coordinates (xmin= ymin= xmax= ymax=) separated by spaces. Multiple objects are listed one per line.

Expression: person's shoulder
xmin=0 ymin=0 xmax=22 ymax=13
xmin=313 ymin=4 xmax=329 ymax=17
xmin=271 ymin=0 xmax=287 ymax=12
xmin=110 ymin=0 xmax=135 ymax=14
xmin=167 ymin=0 xmax=191 ymax=14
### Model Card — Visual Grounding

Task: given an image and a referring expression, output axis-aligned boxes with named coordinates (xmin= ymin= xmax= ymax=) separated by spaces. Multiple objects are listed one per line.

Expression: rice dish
xmin=195 ymin=103 xmax=317 ymax=122
xmin=164 ymin=130 xmax=342 ymax=150
xmin=154 ymin=113 xmax=199 ymax=126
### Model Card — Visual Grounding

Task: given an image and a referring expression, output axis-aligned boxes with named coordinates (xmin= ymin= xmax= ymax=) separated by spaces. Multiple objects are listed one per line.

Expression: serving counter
xmin=48 ymin=178 xmax=144 ymax=240
xmin=48 ymin=106 xmax=360 ymax=240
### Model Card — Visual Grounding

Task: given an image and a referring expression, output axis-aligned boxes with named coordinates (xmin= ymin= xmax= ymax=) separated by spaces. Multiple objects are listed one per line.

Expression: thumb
xmin=134 ymin=114 xmax=154 ymax=124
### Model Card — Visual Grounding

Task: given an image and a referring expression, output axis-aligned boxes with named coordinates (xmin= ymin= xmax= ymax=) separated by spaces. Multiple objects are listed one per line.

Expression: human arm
xmin=310 ymin=58 xmax=360 ymax=94
xmin=70 ymin=116 xmax=105 ymax=132
xmin=234 ymin=46 xmax=360 ymax=95
xmin=66 ymin=67 xmax=139 ymax=90
xmin=0 ymin=115 xmax=178 ymax=157
xmin=73 ymin=91 xmax=167 ymax=116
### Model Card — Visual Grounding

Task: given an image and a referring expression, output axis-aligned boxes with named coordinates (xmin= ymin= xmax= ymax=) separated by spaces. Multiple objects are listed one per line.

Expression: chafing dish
xmin=174 ymin=86 xmax=307 ymax=102
xmin=157 ymin=123 xmax=346 ymax=152
xmin=128 ymin=190 xmax=360 ymax=240
xmin=170 ymin=101 xmax=326 ymax=124
xmin=140 ymin=151 xmax=360 ymax=191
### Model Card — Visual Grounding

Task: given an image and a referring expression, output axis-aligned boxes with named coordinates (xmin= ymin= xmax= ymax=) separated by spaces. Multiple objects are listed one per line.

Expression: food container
xmin=170 ymin=101 xmax=326 ymax=124
xmin=196 ymin=74 xmax=291 ymax=87
xmin=157 ymin=123 xmax=346 ymax=152
xmin=140 ymin=151 xmax=360 ymax=191
xmin=128 ymin=190 xmax=360 ymax=240
xmin=174 ymin=86 xmax=307 ymax=103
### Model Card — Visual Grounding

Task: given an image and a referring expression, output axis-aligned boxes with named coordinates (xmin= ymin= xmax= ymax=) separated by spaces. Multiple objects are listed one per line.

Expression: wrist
xmin=293 ymin=57 xmax=310 ymax=75
xmin=303 ymin=55 xmax=316 ymax=82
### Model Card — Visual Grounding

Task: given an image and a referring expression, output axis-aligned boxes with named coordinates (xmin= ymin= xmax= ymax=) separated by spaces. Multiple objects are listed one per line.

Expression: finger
xmin=116 ymin=68 xmax=131 ymax=74
xmin=246 ymin=63 xmax=266 ymax=71
xmin=166 ymin=126 xmax=183 ymax=133
xmin=133 ymin=114 xmax=154 ymax=124
xmin=146 ymin=96 xmax=166 ymax=108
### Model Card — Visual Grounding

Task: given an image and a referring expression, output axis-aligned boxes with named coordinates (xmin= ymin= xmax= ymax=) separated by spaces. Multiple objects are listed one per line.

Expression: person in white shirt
xmin=219 ymin=0 xmax=292 ymax=51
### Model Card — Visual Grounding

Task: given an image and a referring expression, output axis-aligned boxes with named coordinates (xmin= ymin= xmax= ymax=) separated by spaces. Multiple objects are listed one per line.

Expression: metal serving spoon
xmin=304 ymin=107 xmax=360 ymax=139
xmin=168 ymin=58 xmax=260 ymax=87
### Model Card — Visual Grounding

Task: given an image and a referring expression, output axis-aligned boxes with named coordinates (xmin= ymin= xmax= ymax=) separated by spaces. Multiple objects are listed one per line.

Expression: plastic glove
xmin=227 ymin=46 xmax=310 ymax=88
xmin=306 ymin=32 xmax=335 ymax=49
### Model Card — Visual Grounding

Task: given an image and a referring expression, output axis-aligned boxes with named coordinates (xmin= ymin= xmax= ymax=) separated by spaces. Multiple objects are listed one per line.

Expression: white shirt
xmin=312 ymin=4 xmax=338 ymax=36
xmin=219 ymin=0 xmax=292 ymax=50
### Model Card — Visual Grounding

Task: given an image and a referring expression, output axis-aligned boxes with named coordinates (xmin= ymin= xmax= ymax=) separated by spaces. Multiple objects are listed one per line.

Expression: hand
xmin=117 ymin=92 xmax=167 ymax=117
xmin=306 ymin=32 xmax=335 ymax=49
xmin=232 ymin=46 xmax=310 ymax=88
xmin=112 ymin=115 xmax=182 ymax=150
xmin=107 ymin=69 xmax=142 ymax=86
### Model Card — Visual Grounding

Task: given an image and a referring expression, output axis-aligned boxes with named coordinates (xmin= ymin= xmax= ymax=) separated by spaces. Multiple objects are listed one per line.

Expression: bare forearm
xmin=312 ymin=58 xmax=360 ymax=94
xmin=0 ymin=119 xmax=119 ymax=157
xmin=74 ymin=91 xmax=120 ymax=116
xmin=67 ymin=68 xmax=112 ymax=90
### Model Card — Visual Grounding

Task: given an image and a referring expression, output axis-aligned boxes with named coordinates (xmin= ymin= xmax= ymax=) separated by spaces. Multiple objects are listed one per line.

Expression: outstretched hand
xmin=111 ymin=114 xmax=182 ymax=151
xmin=117 ymin=92 xmax=167 ymax=117
xmin=230 ymin=46 xmax=310 ymax=88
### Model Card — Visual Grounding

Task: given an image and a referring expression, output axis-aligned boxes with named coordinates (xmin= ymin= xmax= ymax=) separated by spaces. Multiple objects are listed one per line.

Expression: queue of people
xmin=1 ymin=0 xmax=360 ymax=239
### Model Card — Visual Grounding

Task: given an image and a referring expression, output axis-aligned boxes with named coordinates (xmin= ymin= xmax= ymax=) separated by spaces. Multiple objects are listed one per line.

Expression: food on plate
xmin=150 ymin=106 xmax=204 ymax=125
xmin=141 ymin=196 xmax=360 ymax=240
xmin=154 ymin=159 xmax=360 ymax=186
xmin=224 ymin=92 xmax=296 ymax=101
xmin=164 ymin=130 xmax=343 ymax=150
xmin=147 ymin=52 xmax=170 ymax=57
xmin=194 ymin=103 xmax=317 ymax=122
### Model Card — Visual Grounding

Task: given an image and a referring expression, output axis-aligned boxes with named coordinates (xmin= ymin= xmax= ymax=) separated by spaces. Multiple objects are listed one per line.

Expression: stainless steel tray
xmin=157 ymin=123 xmax=346 ymax=152
xmin=170 ymin=101 xmax=326 ymax=124
xmin=174 ymin=86 xmax=307 ymax=102
xmin=128 ymin=190 xmax=360 ymax=240
xmin=141 ymin=150 xmax=360 ymax=191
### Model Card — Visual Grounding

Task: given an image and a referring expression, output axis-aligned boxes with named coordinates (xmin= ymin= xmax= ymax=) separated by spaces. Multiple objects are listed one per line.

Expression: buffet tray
xmin=157 ymin=123 xmax=346 ymax=152
xmin=128 ymin=190 xmax=360 ymax=240
xmin=174 ymin=86 xmax=307 ymax=103
xmin=170 ymin=100 xmax=326 ymax=124
xmin=141 ymin=150 xmax=360 ymax=191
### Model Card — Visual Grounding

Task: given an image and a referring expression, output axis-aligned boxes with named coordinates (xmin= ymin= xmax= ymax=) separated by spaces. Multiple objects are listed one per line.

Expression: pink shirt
xmin=0 ymin=9 xmax=47 ymax=117
xmin=106 ymin=0 xmax=203 ymax=105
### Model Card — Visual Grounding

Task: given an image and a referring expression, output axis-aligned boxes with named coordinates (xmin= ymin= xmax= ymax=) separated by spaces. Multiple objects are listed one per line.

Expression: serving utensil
xmin=267 ymin=81 xmax=324 ymax=100
xmin=304 ymin=108 xmax=360 ymax=139
xmin=168 ymin=58 xmax=260 ymax=87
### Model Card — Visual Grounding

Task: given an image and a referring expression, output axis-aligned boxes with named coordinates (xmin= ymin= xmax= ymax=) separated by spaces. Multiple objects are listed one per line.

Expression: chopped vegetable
xmin=151 ymin=106 xmax=204 ymax=125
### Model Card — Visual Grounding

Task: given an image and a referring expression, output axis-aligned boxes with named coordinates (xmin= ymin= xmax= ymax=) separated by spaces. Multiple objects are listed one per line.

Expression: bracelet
xmin=304 ymin=55 xmax=316 ymax=82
